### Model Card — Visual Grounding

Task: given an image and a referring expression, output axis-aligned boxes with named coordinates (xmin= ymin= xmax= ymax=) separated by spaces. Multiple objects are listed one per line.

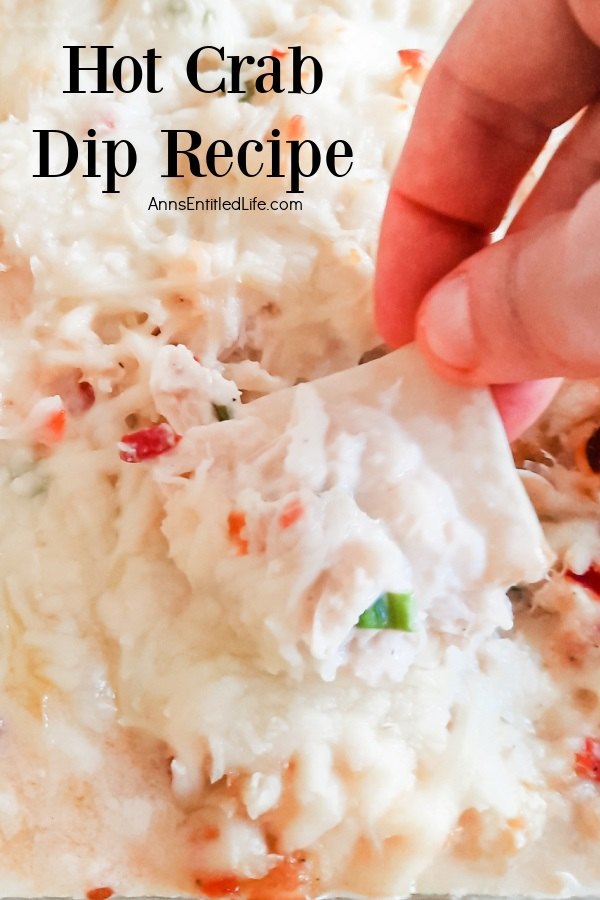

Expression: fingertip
xmin=492 ymin=379 xmax=563 ymax=441
xmin=414 ymin=285 xmax=481 ymax=388
xmin=416 ymin=274 xmax=480 ymax=374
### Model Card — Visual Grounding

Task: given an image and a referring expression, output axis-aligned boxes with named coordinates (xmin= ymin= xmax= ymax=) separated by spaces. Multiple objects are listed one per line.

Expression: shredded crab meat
xmin=4 ymin=1 xmax=600 ymax=899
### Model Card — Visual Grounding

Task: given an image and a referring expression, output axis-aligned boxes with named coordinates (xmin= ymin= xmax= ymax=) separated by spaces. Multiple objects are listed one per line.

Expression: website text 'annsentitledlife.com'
xmin=147 ymin=195 xmax=303 ymax=212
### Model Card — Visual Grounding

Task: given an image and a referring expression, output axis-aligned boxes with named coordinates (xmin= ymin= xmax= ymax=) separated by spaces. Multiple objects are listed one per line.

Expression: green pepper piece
xmin=356 ymin=592 xmax=415 ymax=631
xmin=385 ymin=592 xmax=415 ymax=632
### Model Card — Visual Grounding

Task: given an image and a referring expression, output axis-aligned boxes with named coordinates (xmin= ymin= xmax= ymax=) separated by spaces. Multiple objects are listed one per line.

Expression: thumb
xmin=416 ymin=183 xmax=600 ymax=385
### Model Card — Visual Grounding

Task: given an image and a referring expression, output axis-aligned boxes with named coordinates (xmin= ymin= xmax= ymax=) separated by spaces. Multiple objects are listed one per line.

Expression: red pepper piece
xmin=39 ymin=408 xmax=67 ymax=444
xmin=271 ymin=48 xmax=288 ymax=59
xmin=397 ymin=49 xmax=426 ymax=68
xmin=228 ymin=511 xmax=249 ymax=555
xmin=245 ymin=856 xmax=309 ymax=900
xmin=197 ymin=876 xmax=241 ymax=897
xmin=86 ymin=888 xmax=114 ymax=900
xmin=118 ymin=424 xmax=180 ymax=463
xmin=575 ymin=736 xmax=600 ymax=782
xmin=566 ymin=567 xmax=600 ymax=599
xmin=279 ymin=499 xmax=304 ymax=529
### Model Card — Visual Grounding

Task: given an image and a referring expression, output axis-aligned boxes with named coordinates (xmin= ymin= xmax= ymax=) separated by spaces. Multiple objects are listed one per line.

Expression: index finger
xmin=375 ymin=0 xmax=600 ymax=346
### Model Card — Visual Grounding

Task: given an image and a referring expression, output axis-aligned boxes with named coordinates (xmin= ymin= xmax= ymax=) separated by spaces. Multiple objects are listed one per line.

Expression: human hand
xmin=375 ymin=0 xmax=600 ymax=439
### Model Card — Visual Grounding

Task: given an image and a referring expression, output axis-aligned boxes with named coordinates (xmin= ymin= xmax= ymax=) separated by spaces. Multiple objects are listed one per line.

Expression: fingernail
xmin=420 ymin=275 xmax=479 ymax=371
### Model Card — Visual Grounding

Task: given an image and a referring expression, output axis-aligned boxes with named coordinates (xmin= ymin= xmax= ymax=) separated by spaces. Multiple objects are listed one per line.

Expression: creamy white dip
xmin=2 ymin=2 xmax=600 ymax=899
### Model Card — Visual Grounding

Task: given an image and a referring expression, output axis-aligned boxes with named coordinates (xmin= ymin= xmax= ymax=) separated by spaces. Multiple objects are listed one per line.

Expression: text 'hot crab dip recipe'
xmin=2 ymin=1 xmax=600 ymax=899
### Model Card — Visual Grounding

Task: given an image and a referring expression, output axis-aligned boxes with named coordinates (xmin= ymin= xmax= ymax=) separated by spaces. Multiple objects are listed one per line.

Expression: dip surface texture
xmin=1 ymin=1 xmax=599 ymax=899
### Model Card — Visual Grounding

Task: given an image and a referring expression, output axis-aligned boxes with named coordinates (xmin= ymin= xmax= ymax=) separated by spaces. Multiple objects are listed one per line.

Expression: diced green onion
xmin=356 ymin=592 xmax=415 ymax=632
xmin=385 ymin=592 xmax=415 ymax=631
xmin=212 ymin=403 xmax=232 ymax=422
xmin=357 ymin=595 xmax=389 ymax=629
